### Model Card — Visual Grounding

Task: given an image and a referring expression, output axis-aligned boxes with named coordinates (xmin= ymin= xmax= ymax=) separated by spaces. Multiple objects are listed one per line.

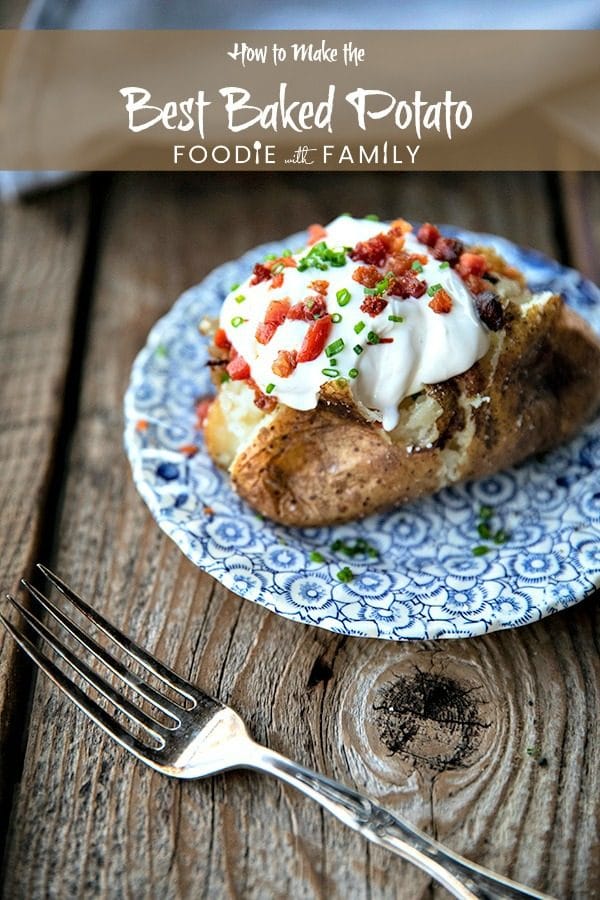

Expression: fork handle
xmin=245 ymin=744 xmax=553 ymax=900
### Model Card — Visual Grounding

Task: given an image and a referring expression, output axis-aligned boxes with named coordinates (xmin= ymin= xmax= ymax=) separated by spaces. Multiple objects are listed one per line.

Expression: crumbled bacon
xmin=307 ymin=279 xmax=329 ymax=294
xmin=360 ymin=295 xmax=388 ymax=317
xmin=390 ymin=218 xmax=413 ymax=234
xmin=226 ymin=352 xmax=251 ymax=381
xmin=475 ymin=291 xmax=505 ymax=331
xmin=349 ymin=234 xmax=389 ymax=266
xmin=214 ymin=328 xmax=231 ymax=350
xmin=255 ymin=299 xmax=290 ymax=345
xmin=428 ymin=289 xmax=453 ymax=314
xmin=352 ymin=265 xmax=381 ymax=288
xmin=416 ymin=223 xmax=440 ymax=247
xmin=287 ymin=295 xmax=328 ymax=321
xmin=269 ymin=256 xmax=297 ymax=269
xmin=307 ymin=223 xmax=327 ymax=245
xmin=432 ymin=237 xmax=464 ymax=266
xmin=457 ymin=252 xmax=488 ymax=279
xmin=462 ymin=273 xmax=488 ymax=295
xmin=247 ymin=378 xmax=278 ymax=412
xmin=388 ymin=272 xmax=427 ymax=299
xmin=297 ymin=315 xmax=332 ymax=362
xmin=250 ymin=263 xmax=272 ymax=285
xmin=272 ymin=349 xmax=298 ymax=378
xmin=388 ymin=252 xmax=428 ymax=276
xmin=270 ymin=272 xmax=284 ymax=289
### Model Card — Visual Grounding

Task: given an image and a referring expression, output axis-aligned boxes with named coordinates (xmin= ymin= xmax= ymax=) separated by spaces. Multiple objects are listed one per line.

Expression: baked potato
xmin=202 ymin=217 xmax=600 ymax=527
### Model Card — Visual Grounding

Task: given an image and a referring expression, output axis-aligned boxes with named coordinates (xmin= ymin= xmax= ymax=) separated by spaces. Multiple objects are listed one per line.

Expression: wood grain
xmin=0 ymin=186 xmax=89 ymax=846
xmin=560 ymin=172 xmax=600 ymax=284
xmin=2 ymin=174 xmax=598 ymax=900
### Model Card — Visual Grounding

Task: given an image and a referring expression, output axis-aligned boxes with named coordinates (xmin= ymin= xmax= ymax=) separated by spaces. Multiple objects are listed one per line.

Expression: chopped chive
xmin=411 ymin=261 xmax=424 ymax=272
xmin=265 ymin=383 xmax=275 ymax=394
xmin=367 ymin=331 xmax=380 ymax=344
xmin=336 ymin=566 xmax=354 ymax=582
xmin=282 ymin=249 xmax=292 ymax=257
xmin=472 ymin=545 xmax=490 ymax=556
xmin=388 ymin=315 xmax=404 ymax=323
xmin=326 ymin=338 xmax=345 ymax=358
xmin=479 ymin=505 xmax=493 ymax=520
xmin=310 ymin=550 xmax=325 ymax=563
xmin=328 ymin=359 xmax=338 ymax=366
xmin=322 ymin=367 xmax=340 ymax=378
xmin=348 ymin=368 xmax=359 ymax=379
xmin=264 ymin=252 xmax=277 ymax=261
xmin=365 ymin=214 xmax=379 ymax=221
xmin=271 ymin=262 xmax=285 ymax=274
xmin=477 ymin=522 xmax=492 ymax=540
xmin=331 ymin=313 xmax=342 ymax=324
xmin=439 ymin=261 xmax=450 ymax=269
xmin=354 ymin=321 xmax=366 ymax=334
xmin=230 ymin=282 xmax=240 ymax=291
xmin=234 ymin=294 xmax=246 ymax=304
xmin=493 ymin=529 xmax=510 ymax=544
xmin=155 ymin=345 xmax=168 ymax=358
xmin=353 ymin=344 xmax=363 ymax=355
xmin=427 ymin=283 xmax=443 ymax=297
xmin=231 ymin=316 xmax=246 ymax=327
xmin=336 ymin=287 xmax=352 ymax=306
xmin=220 ymin=372 xmax=231 ymax=383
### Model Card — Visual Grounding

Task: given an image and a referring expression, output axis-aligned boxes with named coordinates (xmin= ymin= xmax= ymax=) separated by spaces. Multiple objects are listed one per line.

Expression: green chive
xmin=336 ymin=566 xmax=354 ymax=582
xmin=282 ymin=249 xmax=292 ymax=257
xmin=493 ymin=529 xmax=510 ymax=544
xmin=427 ymin=283 xmax=443 ymax=297
xmin=336 ymin=287 xmax=352 ymax=306
xmin=331 ymin=313 xmax=342 ymax=324
xmin=322 ymin=367 xmax=340 ymax=378
xmin=231 ymin=316 xmax=245 ymax=327
xmin=354 ymin=321 xmax=366 ymax=334
xmin=155 ymin=345 xmax=168 ymax=358
xmin=271 ymin=262 xmax=285 ymax=274
xmin=411 ymin=261 xmax=424 ymax=272
xmin=365 ymin=214 xmax=379 ymax=221
xmin=265 ymin=383 xmax=275 ymax=394
xmin=479 ymin=505 xmax=493 ymax=520
xmin=388 ymin=315 xmax=404 ymax=323
xmin=220 ymin=372 xmax=231 ymax=383
xmin=310 ymin=551 xmax=325 ymax=563
xmin=367 ymin=331 xmax=380 ymax=344
xmin=478 ymin=523 xmax=492 ymax=539
xmin=348 ymin=368 xmax=359 ymax=379
xmin=230 ymin=282 xmax=240 ymax=291
xmin=264 ymin=252 xmax=277 ymax=261
xmin=328 ymin=359 xmax=338 ymax=366
xmin=326 ymin=338 xmax=345 ymax=358
xmin=234 ymin=294 xmax=246 ymax=304
xmin=439 ymin=261 xmax=450 ymax=269
xmin=353 ymin=344 xmax=363 ymax=355
xmin=472 ymin=545 xmax=490 ymax=556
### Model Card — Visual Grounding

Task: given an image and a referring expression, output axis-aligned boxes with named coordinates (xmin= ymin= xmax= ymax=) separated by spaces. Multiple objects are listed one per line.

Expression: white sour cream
xmin=220 ymin=216 xmax=490 ymax=431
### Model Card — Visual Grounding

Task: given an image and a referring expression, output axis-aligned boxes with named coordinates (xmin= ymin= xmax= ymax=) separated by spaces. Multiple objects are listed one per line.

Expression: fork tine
xmin=6 ymin=594 xmax=166 ymax=746
xmin=0 ymin=611 xmax=156 ymax=762
xmin=20 ymin=579 xmax=182 ymax=724
xmin=37 ymin=565 xmax=199 ymax=706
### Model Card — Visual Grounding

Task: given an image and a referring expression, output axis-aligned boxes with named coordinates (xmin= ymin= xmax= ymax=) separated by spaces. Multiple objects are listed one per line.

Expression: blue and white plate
xmin=124 ymin=228 xmax=600 ymax=640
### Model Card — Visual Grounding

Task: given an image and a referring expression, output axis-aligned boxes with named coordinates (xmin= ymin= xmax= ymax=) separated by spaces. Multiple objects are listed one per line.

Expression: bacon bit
xmin=360 ymin=295 xmax=388 ymax=317
xmin=269 ymin=256 xmax=297 ymax=269
xmin=379 ymin=337 xmax=395 ymax=343
xmin=388 ymin=272 xmax=427 ymax=299
xmin=214 ymin=328 xmax=231 ymax=350
xmin=270 ymin=272 xmax=284 ymax=289
xmin=203 ymin=506 xmax=215 ymax=516
xmin=250 ymin=262 xmax=272 ymax=285
xmin=388 ymin=252 xmax=428 ymax=276
xmin=463 ymin=273 xmax=488 ymax=295
xmin=195 ymin=397 xmax=213 ymax=428
xmin=457 ymin=252 xmax=488 ymax=279
xmin=308 ymin=279 xmax=329 ymax=295
xmin=428 ymin=289 xmax=453 ymax=314
xmin=179 ymin=443 xmax=199 ymax=458
xmin=135 ymin=419 xmax=149 ymax=432
xmin=350 ymin=234 xmax=389 ymax=266
xmin=272 ymin=349 xmax=298 ymax=378
xmin=390 ymin=218 xmax=413 ymax=234
xmin=255 ymin=298 xmax=291 ymax=344
xmin=352 ymin=265 xmax=381 ymax=288
xmin=307 ymin=223 xmax=327 ymax=245
xmin=416 ymin=223 xmax=440 ymax=247
xmin=226 ymin=352 xmax=251 ymax=381
xmin=432 ymin=237 xmax=464 ymax=266
xmin=297 ymin=315 xmax=332 ymax=362
xmin=288 ymin=294 xmax=328 ymax=321
xmin=248 ymin=379 xmax=278 ymax=412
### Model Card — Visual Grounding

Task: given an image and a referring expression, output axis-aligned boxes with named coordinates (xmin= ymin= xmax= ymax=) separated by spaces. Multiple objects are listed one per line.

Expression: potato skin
xmin=214 ymin=298 xmax=600 ymax=526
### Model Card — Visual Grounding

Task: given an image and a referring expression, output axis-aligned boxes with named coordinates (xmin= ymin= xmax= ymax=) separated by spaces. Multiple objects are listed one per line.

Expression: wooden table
xmin=0 ymin=173 xmax=598 ymax=899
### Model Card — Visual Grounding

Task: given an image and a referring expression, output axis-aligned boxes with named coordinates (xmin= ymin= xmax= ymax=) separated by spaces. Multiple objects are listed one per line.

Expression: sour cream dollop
xmin=220 ymin=216 xmax=490 ymax=431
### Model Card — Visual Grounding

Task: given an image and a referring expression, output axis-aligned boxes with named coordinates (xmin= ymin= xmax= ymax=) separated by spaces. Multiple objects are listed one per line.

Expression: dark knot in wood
xmin=372 ymin=669 xmax=490 ymax=772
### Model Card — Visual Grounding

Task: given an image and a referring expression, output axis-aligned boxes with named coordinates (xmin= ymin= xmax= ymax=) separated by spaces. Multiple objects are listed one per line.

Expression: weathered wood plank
xmin=3 ymin=173 xmax=597 ymax=900
xmin=560 ymin=172 xmax=600 ymax=284
xmin=0 ymin=186 xmax=89 ymax=847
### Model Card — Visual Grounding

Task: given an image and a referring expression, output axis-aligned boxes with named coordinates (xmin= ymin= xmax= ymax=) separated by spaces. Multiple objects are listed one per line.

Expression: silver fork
xmin=1 ymin=565 xmax=554 ymax=900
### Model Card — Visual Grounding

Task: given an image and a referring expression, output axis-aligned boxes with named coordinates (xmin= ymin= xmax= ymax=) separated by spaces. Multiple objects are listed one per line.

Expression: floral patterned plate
xmin=124 ymin=227 xmax=600 ymax=640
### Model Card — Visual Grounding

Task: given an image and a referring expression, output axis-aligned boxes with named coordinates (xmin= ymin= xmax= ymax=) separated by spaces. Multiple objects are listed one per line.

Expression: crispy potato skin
xmin=210 ymin=298 xmax=600 ymax=526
